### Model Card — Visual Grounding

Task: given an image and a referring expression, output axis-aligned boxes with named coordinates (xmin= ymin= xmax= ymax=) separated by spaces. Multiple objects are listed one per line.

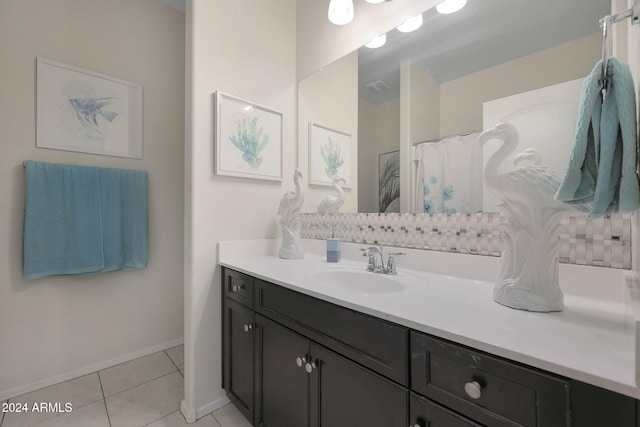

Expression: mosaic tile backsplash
xmin=299 ymin=212 xmax=632 ymax=269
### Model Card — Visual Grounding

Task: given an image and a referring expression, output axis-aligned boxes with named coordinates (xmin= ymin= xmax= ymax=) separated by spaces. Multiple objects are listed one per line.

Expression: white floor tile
xmin=146 ymin=410 xmax=221 ymax=427
xmin=99 ymin=351 xmax=177 ymax=397
xmin=105 ymin=372 xmax=183 ymax=427
xmin=2 ymin=374 xmax=103 ymax=427
xmin=32 ymin=400 xmax=110 ymax=427
xmin=212 ymin=404 xmax=253 ymax=427
xmin=165 ymin=345 xmax=184 ymax=370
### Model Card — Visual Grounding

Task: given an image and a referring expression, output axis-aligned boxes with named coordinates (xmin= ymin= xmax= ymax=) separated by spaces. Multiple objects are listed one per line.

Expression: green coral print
xmin=320 ymin=137 xmax=344 ymax=178
xmin=229 ymin=116 xmax=269 ymax=169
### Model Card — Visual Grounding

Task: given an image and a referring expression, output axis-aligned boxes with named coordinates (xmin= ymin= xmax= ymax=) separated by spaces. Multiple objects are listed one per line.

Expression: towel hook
xmin=601 ymin=14 xmax=612 ymax=86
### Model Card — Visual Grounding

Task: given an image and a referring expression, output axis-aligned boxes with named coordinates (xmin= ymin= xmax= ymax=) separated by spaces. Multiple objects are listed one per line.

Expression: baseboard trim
xmin=197 ymin=396 xmax=231 ymax=420
xmin=0 ymin=337 xmax=184 ymax=401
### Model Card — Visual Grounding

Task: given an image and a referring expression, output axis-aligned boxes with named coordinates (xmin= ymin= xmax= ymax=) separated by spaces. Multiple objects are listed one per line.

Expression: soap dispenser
xmin=326 ymin=229 xmax=341 ymax=263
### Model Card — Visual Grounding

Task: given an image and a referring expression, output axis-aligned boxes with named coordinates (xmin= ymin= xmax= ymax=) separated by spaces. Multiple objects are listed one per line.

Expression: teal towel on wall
xmin=23 ymin=160 xmax=148 ymax=280
xmin=23 ymin=161 xmax=105 ymax=279
xmin=555 ymin=58 xmax=640 ymax=218
xmin=99 ymin=167 xmax=149 ymax=272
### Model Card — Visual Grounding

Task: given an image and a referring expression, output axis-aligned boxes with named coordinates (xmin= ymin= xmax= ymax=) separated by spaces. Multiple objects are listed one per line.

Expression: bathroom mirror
xmin=298 ymin=0 xmax=611 ymax=214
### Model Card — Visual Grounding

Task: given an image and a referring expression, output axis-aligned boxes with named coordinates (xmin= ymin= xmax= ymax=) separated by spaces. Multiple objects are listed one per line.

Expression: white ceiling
xmin=358 ymin=0 xmax=610 ymax=104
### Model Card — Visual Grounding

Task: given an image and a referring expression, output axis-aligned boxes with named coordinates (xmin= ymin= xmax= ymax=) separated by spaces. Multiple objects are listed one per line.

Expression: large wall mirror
xmin=297 ymin=0 xmax=611 ymax=215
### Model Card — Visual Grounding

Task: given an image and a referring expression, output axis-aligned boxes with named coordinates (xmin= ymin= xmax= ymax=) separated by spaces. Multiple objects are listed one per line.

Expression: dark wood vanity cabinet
xmin=256 ymin=314 xmax=407 ymax=427
xmin=411 ymin=331 xmax=570 ymax=427
xmin=222 ymin=270 xmax=256 ymax=423
xmin=222 ymin=267 xmax=640 ymax=427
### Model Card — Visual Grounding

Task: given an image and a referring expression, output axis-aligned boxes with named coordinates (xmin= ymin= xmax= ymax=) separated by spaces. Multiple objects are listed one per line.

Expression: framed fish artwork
xmin=36 ymin=57 xmax=143 ymax=159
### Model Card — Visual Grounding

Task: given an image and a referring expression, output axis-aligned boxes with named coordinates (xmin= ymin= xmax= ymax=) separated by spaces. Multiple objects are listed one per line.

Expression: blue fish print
xmin=68 ymin=97 xmax=119 ymax=136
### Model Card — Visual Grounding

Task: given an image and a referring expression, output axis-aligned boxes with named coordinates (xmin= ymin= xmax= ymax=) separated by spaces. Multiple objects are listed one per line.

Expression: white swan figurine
xmin=479 ymin=123 xmax=586 ymax=312
xmin=317 ymin=175 xmax=347 ymax=214
xmin=277 ymin=168 xmax=305 ymax=259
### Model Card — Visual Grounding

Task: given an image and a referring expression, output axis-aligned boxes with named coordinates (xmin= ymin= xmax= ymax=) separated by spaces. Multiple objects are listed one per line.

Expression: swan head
xmin=293 ymin=168 xmax=303 ymax=181
xmin=513 ymin=148 xmax=542 ymax=167
xmin=479 ymin=123 xmax=519 ymax=146
xmin=332 ymin=174 xmax=347 ymax=184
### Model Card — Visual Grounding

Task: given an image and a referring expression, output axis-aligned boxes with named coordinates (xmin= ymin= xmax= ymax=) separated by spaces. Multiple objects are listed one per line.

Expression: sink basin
xmin=307 ymin=268 xmax=424 ymax=294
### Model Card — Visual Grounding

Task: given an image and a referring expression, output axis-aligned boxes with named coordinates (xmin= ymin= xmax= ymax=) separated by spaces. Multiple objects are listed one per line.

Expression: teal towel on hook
xmin=23 ymin=160 xmax=148 ymax=280
xmin=555 ymin=58 xmax=640 ymax=218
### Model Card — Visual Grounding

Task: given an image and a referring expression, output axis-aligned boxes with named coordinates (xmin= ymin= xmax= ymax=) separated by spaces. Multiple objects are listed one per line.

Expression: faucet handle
xmin=386 ymin=252 xmax=406 ymax=275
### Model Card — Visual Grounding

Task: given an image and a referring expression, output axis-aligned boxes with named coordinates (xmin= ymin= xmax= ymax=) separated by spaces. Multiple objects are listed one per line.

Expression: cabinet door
xmin=256 ymin=314 xmax=309 ymax=427
xmin=309 ymin=342 xmax=408 ymax=427
xmin=410 ymin=393 xmax=482 ymax=427
xmin=223 ymin=299 xmax=255 ymax=423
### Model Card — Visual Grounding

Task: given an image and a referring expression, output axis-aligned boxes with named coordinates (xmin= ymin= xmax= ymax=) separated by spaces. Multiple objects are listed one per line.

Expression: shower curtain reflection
xmin=414 ymin=132 xmax=483 ymax=213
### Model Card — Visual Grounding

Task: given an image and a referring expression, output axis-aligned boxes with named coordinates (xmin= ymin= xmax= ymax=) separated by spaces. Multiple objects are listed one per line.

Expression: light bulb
xmin=436 ymin=0 xmax=467 ymax=14
xmin=328 ymin=0 xmax=354 ymax=25
xmin=397 ymin=14 xmax=423 ymax=32
xmin=365 ymin=34 xmax=386 ymax=48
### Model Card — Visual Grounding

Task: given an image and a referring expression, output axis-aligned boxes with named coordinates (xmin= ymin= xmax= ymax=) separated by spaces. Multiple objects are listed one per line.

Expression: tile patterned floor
xmin=0 ymin=346 xmax=251 ymax=427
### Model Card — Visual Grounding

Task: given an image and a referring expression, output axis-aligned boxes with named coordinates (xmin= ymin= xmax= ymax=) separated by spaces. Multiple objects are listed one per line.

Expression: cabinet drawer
xmin=223 ymin=268 xmax=253 ymax=307
xmin=410 ymin=393 xmax=482 ymax=427
xmin=411 ymin=331 xmax=570 ymax=427
xmin=256 ymin=280 xmax=408 ymax=385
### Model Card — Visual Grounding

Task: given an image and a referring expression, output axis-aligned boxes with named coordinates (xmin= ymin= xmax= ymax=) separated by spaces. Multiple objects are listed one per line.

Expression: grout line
xmin=97 ymin=373 xmax=112 ymax=427
xmin=164 ymin=348 xmax=181 ymax=373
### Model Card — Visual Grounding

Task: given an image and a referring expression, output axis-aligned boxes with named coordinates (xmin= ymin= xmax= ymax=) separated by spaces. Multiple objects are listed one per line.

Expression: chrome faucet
xmin=361 ymin=246 xmax=406 ymax=274
xmin=362 ymin=246 xmax=384 ymax=272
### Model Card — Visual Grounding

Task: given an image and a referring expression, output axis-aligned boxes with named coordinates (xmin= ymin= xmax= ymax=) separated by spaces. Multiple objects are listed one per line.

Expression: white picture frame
xmin=214 ymin=91 xmax=283 ymax=181
xmin=36 ymin=57 xmax=143 ymax=159
xmin=308 ymin=122 xmax=351 ymax=187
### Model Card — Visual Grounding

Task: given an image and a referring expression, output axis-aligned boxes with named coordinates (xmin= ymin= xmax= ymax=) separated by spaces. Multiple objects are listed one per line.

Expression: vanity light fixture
xmin=396 ymin=13 xmax=423 ymax=32
xmin=328 ymin=0 xmax=354 ymax=25
xmin=436 ymin=0 xmax=467 ymax=14
xmin=365 ymin=34 xmax=387 ymax=48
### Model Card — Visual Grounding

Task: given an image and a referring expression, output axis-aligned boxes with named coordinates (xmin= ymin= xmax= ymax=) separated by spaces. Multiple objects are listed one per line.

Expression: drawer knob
xmin=243 ymin=324 xmax=253 ymax=332
xmin=232 ymin=285 xmax=239 ymax=292
xmin=464 ymin=381 xmax=483 ymax=399
xmin=296 ymin=356 xmax=305 ymax=368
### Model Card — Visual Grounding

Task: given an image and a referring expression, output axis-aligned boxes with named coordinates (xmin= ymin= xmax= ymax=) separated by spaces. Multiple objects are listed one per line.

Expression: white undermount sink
xmin=306 ymin=267 xmax=426 ymax=294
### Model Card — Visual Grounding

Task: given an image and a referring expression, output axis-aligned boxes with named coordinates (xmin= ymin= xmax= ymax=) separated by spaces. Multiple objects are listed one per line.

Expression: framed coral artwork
xmin=308 ymin=122 xmax=351 ymax=187
xmin=214 ymin=91 xmax=283 ymax=181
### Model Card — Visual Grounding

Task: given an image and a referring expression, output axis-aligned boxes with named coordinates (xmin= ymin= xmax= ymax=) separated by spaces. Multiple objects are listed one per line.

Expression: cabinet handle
xmin=243 ymin=324 xmax=253 ymax=332
xmin=464 ymin=380 xmax=483 ymax=399
xmin=295 ymin=356 xmax=306 ymax=368
xmin=232 ymin=284 xmax=239 ymax=292
xmin=304 ymin=361 xmax=316 ymax=374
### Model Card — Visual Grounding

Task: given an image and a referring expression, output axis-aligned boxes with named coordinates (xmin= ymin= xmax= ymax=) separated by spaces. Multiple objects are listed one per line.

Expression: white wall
xmin=358 ymin=99 xmax=377 ymax=212
xmin=298 ymin=52 xmax=358 ymax=213
xmin=0 ymin=0 xmax=185 ymax=400
xmin=183 ymin=0 xmax=296 ymax=421
xmin=439 ymin=32 xmax=601 ymax=136
xmin=410 ymin=63 xmax=441 ymax=144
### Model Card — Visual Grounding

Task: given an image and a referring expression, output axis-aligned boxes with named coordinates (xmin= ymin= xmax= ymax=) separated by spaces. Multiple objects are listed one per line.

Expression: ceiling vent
xmin=365 ymin=80 xmax=389 ymax=92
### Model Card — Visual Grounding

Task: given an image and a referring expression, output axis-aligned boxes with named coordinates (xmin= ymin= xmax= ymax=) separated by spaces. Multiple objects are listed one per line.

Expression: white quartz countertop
xmin=219 ymin=238 xmax=639 ymax=399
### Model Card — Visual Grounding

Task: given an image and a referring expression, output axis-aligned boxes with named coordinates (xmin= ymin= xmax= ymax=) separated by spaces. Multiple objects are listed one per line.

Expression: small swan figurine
xmin=277 ymin=168 xmax=305 ymax=259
